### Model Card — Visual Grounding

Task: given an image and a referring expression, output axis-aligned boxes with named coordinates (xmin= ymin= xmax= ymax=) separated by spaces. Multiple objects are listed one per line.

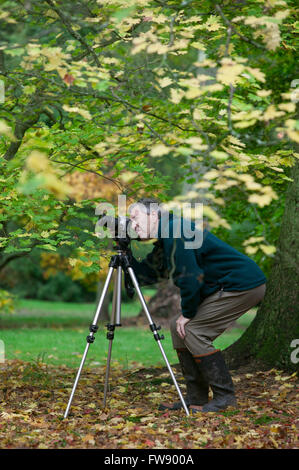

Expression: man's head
xmin=129 ymin=198 xmax=161 ymax=240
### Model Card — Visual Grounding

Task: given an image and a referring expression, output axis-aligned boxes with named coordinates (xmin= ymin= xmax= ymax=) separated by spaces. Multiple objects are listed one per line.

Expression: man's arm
xmin=167 ymin=236 xmax=204 ymax=319
xmin=130 ymin=241 xmax=165 ymax=286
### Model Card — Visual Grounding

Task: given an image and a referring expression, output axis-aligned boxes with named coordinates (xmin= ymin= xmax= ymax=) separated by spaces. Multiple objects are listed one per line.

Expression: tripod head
xmin=108 ymin=246 xmax=135 ymax=299
xmin=97 ymin=213 xmax=141 ymax=247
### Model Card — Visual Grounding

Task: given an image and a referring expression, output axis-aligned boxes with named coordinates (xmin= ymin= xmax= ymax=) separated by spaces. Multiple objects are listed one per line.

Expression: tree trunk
xmin=223 ymin=160 xmax=299 ymax=372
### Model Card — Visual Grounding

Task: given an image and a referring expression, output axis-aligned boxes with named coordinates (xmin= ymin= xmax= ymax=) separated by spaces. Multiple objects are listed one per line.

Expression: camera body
xmin=96 ymin=214 xmax=140 ymax=250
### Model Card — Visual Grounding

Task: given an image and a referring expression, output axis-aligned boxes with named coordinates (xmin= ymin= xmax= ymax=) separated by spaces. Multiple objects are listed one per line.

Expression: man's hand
xmin=176 ymin=314 xmax=190 ymax=340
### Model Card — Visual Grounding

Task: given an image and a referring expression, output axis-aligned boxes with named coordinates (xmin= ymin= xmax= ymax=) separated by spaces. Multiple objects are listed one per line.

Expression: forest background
xmin=0 ymin=0 xmax=298 ymax=450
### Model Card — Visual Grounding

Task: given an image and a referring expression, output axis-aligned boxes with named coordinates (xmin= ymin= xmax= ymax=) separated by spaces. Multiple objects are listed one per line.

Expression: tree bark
xmin=223 ymin=160 xmax=299 ymax=372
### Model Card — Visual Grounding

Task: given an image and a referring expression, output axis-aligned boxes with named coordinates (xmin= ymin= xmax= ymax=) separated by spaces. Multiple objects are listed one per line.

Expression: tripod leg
xmin=103 ymin=267 xmax=122 ymax=407
xmin=126 ymin=267 xmax=190 ymax=416
xmin=103 ymin=339 xmax=113 ymax=408
xmin=64 ymin=266 xmax=115 ymax=419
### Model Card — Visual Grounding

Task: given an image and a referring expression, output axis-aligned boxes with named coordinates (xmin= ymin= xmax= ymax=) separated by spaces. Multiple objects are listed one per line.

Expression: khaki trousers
xmin=170 ymin=283 xmax=266 ymax=357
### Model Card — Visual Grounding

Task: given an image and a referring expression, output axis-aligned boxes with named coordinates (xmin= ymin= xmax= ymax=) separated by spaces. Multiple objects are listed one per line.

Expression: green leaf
xmin=36 ymin=244 xmax=57 ymax=251
xmin=5 ymin=47 xmax=25 ymax=57
xmin=94 ymin=80 xmax=110 ymax=92
xmin=111 ymin=7 xmax=136 ymax=22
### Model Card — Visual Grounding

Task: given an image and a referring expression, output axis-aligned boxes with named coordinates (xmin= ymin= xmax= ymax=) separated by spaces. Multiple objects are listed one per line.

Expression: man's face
xmin=129 ymin=205 xmax=159 ymax=240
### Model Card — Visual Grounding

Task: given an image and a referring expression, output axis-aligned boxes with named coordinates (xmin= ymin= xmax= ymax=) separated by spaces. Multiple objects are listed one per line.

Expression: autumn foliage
xmin=0 ymin=360 xmax=297 ymax=449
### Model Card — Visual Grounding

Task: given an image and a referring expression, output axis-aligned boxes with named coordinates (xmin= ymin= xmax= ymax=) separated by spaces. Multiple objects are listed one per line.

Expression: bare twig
xmin=225 ymin=25 xmax=232 ymax=57
xmin=227 ymin=84 xmax=235 ymax=134
xmin=50 ymin=159 xmax=125 ymax=192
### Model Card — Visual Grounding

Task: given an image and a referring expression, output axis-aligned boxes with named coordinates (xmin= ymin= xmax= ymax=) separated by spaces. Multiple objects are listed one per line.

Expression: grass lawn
xmin=0 ymin=291 xmax=257 ymax=368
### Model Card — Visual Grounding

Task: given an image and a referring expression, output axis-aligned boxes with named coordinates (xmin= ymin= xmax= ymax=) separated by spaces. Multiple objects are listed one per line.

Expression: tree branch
xmin=0 ymin=250 xmax=32 ymax=271
xmin=0 ymin=50 xmax=5 ymax=73
xmin=45 ymin=0 xmax=101 ymax=67
xmin=215 ymin=4 xmax=266 ymax=50
xmin=3 ymin=114 xmax=40 ymax=161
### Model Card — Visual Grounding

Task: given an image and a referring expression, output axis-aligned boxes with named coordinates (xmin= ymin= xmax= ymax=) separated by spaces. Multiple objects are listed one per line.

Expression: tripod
xmin=63 ymin=245 xmax=189 ymax=418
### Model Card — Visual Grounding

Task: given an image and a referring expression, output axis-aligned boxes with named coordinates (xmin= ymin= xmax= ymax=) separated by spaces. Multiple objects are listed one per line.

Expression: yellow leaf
xmin=194 ymin=181 xmax=211 ymax=189
xmin=286 ymin=129 xmax=299 ymax=143
xmin=43 ymin=173 xmax=72 ymax=200
xmin=256 ymin=89 xmax=272 ymax=97
xmin=147 ymin=42 xmax=168 ymax=54
xmin=263 ymin=105 xmax=285 ymax=120
xmin=246 ymin=67 xmax=266 ymax=83
xmin=278 ymin=102 xmax=296 ymax=112
xmin=191 ymin=41 xmax=206 ymax=50
xmin=232 ymin=110 xmax=261 ymax=121
xmin=274 ymin=9 xmax=290 ymax=20
xmin=204 ymin=15 xmax=223 ymax=31
xmin=243 ymin=236 xmax=265 ymax=246
xmin=41 ymin=231 xmax=50 ymax=238
xmin=193 ymin=109 xmax=206 ymax=120
xmin=202 ymin=83 xmax=223 ymax=93
xmin=245 ymin=244 xmax=259 ymax=254
xmin=37 ymin=443 xmax=48 ymax=449
xmin=158 ymin=77 xmax=173 ymax=88
xmin=245 ymin=180 xmax=263 ymax=190
xmin=234 ymin=119 xmax=257 ymax=128
xmin=119 ymin=171 xmax=138 ymax=183
xmin=82 ymin=434 xmax=96 ymax=445
xmin=248 ymin=193 xmax=272 ymax=207
xmin=222 ymin=169 xmax=239 ymax=178
xmin=259 ymin=244 xmax=276 ymax=255
xmin=227 ymin=136 xmax=246 ymax=147
xmin=131 ymin=39 xmax=147 ymax=55
xmin=269 ymin=436 xmax=279 ymax=449
xmin=62 ymin=105 xmax=92 ymax=120
xmin=210 ymin=150 xmax=228 ymax=160
xmin=185 ymin=87 xmax=202 ymax=99
xmin=270 ymin=166 xmax=284 ymax=172
xmin=204 ymin=169 xmax=219 ymax=180
xmin=186 ymin=137 xmax=203 ymax=149
xmin=27 ymin=151 xmax=50 ymax=173
xmin=150 ymin=144 xmax=171 ymax=157
xmin=255 ymin=170 xmax=264 ymax=178
xmin=169 ymin=88 xmax=185 ymax=104
xmin=217 ymin=59 xmax=245 ymax=86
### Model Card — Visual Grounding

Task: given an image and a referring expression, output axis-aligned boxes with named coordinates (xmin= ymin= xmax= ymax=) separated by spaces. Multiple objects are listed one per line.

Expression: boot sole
xmin=158 ymin=401 xmax=208 ymax=411
xmin=190 ymin=400 xmax=237 ymax=413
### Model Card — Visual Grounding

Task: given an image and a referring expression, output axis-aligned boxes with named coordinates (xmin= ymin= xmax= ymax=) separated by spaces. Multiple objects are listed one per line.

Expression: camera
xmin=96 ymin=213 xmax=140 ymax=250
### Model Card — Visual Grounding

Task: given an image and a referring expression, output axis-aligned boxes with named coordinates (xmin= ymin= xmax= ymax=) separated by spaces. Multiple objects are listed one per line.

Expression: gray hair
xmin=129 ymin=197 xmax=163 ymax=218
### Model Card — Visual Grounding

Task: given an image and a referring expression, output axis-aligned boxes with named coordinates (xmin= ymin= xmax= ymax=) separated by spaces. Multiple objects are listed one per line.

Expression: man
xmin=128 ymin=198 xmax=266 ymax=413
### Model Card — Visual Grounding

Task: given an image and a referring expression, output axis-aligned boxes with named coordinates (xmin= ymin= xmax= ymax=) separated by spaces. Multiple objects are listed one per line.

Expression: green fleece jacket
xmin=130 ymin=215 xmax=266 ymax=319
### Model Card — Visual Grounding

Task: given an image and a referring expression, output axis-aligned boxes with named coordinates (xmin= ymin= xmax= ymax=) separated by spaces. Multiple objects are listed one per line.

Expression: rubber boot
xmin=159 ymin=348 xmax=209 ymax=411
xmin=190 ymin=350 xmax=237 ymax=413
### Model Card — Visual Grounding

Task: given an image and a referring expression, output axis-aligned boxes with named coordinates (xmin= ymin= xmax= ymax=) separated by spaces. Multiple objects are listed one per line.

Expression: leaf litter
xmin=0 ymin=359 xmax=298 ymax=449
